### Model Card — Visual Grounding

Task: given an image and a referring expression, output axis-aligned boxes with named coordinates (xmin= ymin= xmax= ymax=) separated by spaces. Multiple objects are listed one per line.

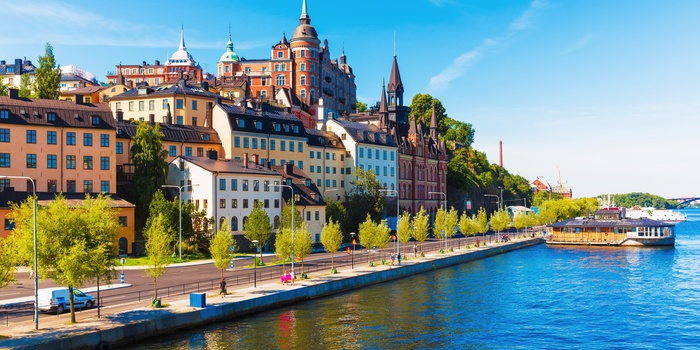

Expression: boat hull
xmin=546 ymin=236 xmax=675 ymax=247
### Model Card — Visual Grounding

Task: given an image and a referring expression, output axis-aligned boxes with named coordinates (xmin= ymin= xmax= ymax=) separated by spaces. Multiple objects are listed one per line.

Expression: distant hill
xmin=602 ymin=192 xmax=680 ymax=209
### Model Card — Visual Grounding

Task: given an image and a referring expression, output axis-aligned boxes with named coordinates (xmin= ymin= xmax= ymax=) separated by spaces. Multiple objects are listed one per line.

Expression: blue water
xmin=132 ymin=210 xmax=700 ymax=349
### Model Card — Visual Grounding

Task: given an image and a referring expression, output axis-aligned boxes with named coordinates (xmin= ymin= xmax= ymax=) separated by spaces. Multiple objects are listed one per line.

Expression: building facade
xmin=0 ymin=58 xmax=36 ymax=89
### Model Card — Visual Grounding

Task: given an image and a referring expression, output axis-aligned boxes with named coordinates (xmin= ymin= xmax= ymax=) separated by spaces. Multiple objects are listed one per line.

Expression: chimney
xmin=206 ymin=149 xmax=218 ymax=160
xmin=155 ymin=60 xmax=160 ymax=66
xmin=142 ymin=61 xmax=147 ymax=66
xmin=251 ymin=154 xmax=259 ymax=165
xmin=284 ymin=163 xmax=293 ymax=175
xmin=243 ymin=153 xmax=249 ymax=168
xmin=75 ymin=94 xmax=84 ymax=105
xmin=499 ymin=141 xmax=503 ymax=167
xmin=116 ymin=110 xmax=124 ymax=122
xmin=9 ymin=88 xmax=19 ymax=99
xmin=149 ymin=114 xmax=155 ymax=123
xmin=0 ymin=60 xmax=5 ymax=65
xmin=202 ymin=81 xmax=209 ymax=91
xmin=167 ymin=116 xmax=172 ymax=124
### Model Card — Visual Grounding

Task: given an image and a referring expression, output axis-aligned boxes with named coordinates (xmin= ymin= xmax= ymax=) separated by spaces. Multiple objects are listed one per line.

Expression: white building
xmin=167 ymin=156 xmax=283 ymax=249
xmin=325 ymin=119 xmax=398 ymax=193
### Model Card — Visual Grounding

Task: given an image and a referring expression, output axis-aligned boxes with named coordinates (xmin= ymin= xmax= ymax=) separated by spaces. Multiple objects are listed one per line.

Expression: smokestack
xmin=499 ymin=141 xmax=503 ymax=167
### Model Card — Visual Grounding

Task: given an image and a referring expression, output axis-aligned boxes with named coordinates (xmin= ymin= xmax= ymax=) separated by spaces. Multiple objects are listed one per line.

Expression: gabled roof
xmin=270 ymin=164 xmax=324 ymax=207
xmin=219 ymin=102 xmax=307 ymax=138
xmin=305 ymin=127 xmax=345 ymax=149
xmin=176 ymin=156 xmax=279 ymax=176
xmin=0 ymin=96 xmax=114 ymax=129
xmin=110 ymin=80 xmax=219 ymax=100
xmin=115 ymin=120 xmax=221 ymax=144
xmin=331 ymin=119 xmax=398 ymax=147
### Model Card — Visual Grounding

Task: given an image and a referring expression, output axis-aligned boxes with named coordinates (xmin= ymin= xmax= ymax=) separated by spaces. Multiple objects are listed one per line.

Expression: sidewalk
xmin=0 ymin=237 xmax=543 ymax=350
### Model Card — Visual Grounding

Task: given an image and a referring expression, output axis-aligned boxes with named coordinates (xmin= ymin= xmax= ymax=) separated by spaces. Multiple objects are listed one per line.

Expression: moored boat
xmin=545 ymin=207 xmax=675 ymax=246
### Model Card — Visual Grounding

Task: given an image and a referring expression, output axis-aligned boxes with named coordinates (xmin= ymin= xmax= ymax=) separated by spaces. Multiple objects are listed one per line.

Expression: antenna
xmin=393 ymin=32 xmax=396 ymax=56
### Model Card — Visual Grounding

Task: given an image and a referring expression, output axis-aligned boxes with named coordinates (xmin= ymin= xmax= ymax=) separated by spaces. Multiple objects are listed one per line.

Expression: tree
xmin=445 ymin=207 xmax=459 ymax=249
xmin=358 ymin=215 xmax=377 ymax=265
xmin=475 ymin=207 xmax=489 ymax=241
xmin=320 ymin=219 xmax=343 ymax=272
xmin=210 ymin=218 xmax=236 ymax=279
xmin=409 ymin=93 xmax=447 ymax=128
xmin=243 ymin=202 xmax=272 ymax=265
xmin=0 ymin=77 xmax=9 ymax=96
xmin=131 ymin=121 xmax=169 ymax=222
xmin=489 ymin=208 xmax=511 ymax=241
xmin=0 ymin=237 xmax=15 ymax=288
xmin=280 ymin=199 xmax=303 ymax=232
xmin=345 ymin=167 xmax=385 ymax=234
xmin=147 ymin=190 xmax=178 ymax=239
xmin=356 ymin=100 xmax=368 ymax=113
xmin=411 ymin=207 xmax=430 ymax=254
xmin=34 ymin=43 xmax=61 ymax=99
xmin=144 ymin=213 xmax=173 ymax=304
xmin=513 ymin=212 xmax=529 ymax=236
xmin=8 ymin=194 xmax=119 ymax=322
xmin=325 ymin=197 xmax=347 ymax=234
xmin=18 ymin=73 xmax=32 ymax=98
xmin=397 ymin=211 xmax=412 ymax=257
xmin=294 ymin=222 xmax=313 ymax=276
xmin=275 ymin=227 xmax=293 ymax=270
xmin=434 ymin=206 xmax=447 ymax=252
xmin=459 ymin=212 xmax=478 ymax=247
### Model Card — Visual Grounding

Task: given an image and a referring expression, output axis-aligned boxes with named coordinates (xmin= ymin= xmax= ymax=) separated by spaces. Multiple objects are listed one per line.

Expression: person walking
xmin=219 ymin=278 xmax=227 ymax=298
xmin=290 ymin=270 xmax=296 ymax=285
xmin=413 ymin=244 xmax=418 ymax=257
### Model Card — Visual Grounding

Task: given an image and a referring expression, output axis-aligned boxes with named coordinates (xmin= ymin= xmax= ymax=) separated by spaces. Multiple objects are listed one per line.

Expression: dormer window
xmin=202 ymin=134 xmax=210 ymax=141
xmin=0 ymin=110 xmax=8 ymax=119
xmin=284 ymin=125 xmax=290 ymax=132
xmin=255 ymin=121 xmax=262 ymax=130
xmin=275 ymin=123 xmax=281 ymax=132
xmin=363 ymin=131 xmax=368 ymax=141
xmin=305 ymin=179 xmax=311 ymax=187
xmin=47 ymin=113 xmax=57 ymax=122
xmin=91 ymin=116 xmax=100 ymax=125
xmin=286 ymin=178 xmax=292 ymax=186
xmin=238 ymin=119 xmax=245 ymax=128
xmin=294 ymin=125 xmax=299 ymax=133
xmin=319 ymin=138 xmax=325 ymax=145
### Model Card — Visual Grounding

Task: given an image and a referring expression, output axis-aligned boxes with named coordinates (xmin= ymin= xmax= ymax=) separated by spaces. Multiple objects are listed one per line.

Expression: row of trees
xmin=0 ymin=43 xmax=61 ymax=99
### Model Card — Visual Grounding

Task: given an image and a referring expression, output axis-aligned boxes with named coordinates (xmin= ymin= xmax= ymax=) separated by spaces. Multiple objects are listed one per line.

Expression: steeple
xmin=387 ymin=56 xmax=404 ymax=107
xmin=379 ymin=80 xmax=388 ymax=113
xmin=300 ymin=0 xmax=310 ymax=25
xmin=179 ymin=25 xmax=186 ymax=51
xmin=430 ymin=105 xmax=439 ymax=141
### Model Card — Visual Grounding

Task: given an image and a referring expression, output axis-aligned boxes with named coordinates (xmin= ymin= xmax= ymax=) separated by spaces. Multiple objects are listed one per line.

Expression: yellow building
xmin=305 ymin=127 xmax=347 ymax=202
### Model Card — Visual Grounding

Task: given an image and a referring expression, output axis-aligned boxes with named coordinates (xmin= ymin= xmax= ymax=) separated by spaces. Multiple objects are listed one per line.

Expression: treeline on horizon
xmin=603 ymin=192 xmax=681 ymax=209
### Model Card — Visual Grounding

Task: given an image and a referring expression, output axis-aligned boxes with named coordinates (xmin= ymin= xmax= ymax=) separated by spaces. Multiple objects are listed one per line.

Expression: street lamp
xmin=251 ymin=240 xmax=258 ymax=288
xmin=429 ymin=191 xmax=447 ymax=252
xmin=0 ymin=175 xmax=38 ymax=330
xmin=271 ymin=183 xmax=295 ymax=273
xmin=379 ymin=189 xmax=399 ymax=259
xmin=350 ymin=232 xmax=356 ymax=269
xmin=161 ymin=183 xmax=199 ymax=260
xmin=498 ymin=186 xmax=504 ymax=210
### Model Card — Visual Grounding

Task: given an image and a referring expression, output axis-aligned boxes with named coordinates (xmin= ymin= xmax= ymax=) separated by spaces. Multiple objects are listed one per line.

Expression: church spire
xmin=300 ymin=0 xmax=310 ymax=24
xmin=430 ymin=105 xmax=439 ymax=141
xmin=379 ymin=79 xmax=388 ymax=113
xmin=179 ymin=25 xmax=186 ymax=51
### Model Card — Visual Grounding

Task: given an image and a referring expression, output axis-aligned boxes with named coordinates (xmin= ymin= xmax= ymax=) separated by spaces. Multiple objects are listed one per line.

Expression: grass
xmin=116 ymin=252 xmax=252 ymax=266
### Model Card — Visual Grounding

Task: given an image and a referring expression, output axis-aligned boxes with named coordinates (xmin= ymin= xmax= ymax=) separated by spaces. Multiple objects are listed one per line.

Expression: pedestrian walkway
xmin=0 ymin=237 xmax=543 ymax=350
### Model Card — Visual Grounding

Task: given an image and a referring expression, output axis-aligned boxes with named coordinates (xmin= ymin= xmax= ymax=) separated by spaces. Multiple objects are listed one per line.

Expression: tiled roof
xmin=270 ymin=165 xmax=324 ymax=207
xmin=0 ymin=96 xmax=115 ymax=129
xmin=332 ymin=119 xmax=398 ymax=147
xmin=0 ymin=188 xmax=133 ymax=208
xmin=110 ymin=80 xmax=220 ymax=100
xmin=179 ymin=156 xmax=279 ymax=176
xmin=219 ymin=103 xmax=308 ymax=138
xmin=305 ymin=127 xmax=345 ymax=149
xmin=115 ymin=121 xmax=221 ymax=144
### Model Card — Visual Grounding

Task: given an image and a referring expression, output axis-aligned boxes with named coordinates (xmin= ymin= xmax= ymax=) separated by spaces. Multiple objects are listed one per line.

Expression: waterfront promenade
xmin=0 ymin=237 xmax=543 ymax=350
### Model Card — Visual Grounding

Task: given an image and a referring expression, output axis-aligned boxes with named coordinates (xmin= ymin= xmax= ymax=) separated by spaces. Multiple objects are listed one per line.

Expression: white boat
xmin=626 ymin=207 xmax=686 ymax=222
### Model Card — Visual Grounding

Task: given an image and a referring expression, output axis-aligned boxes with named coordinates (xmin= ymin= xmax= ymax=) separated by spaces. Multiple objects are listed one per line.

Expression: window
xmin=101 ymin=181 xmax=110 ymax=193
xmin=261 ymin=139 xmax=267 ymax=150
xmin=243 ymin=180 xmax=249 ymax=191
xmin=118 ymin=216 xmax=127 ymax=227
xmin=83 ymin=156 xmax=93 ymax=169
xmin=300 ymin=75 xmax=306 ymax=85
xmin=47 ymin=131 xmax=56 ymax=144
xmin=66 ymin=132 xmax=76 ymax=145
xmin=376 ymin=150 xmax=380 ymax=159
xmin=243 ymin=199 xmax=249 ymax=208
xmin=315 ymin=211 xmax=320 ymax=221
xmin=231 ymin=179 xmax=238 ymax=191
xmin=383 ymin=150 xmax=387 ymax=160
xmin=47 ymin=180 xmax=57 ymax=192
xmin=317 ymin=179 xmax=321 ymax=186
xmin=0 ymin=129 xmax=9 ymax=142
xmin=270 ymin=140 xmax=276 ymax=150
xmin=66 ymin=180 xmax=76 ymax=193
xmin=298 ymin=160 xmax=304 ymax=170
xmin=326 ymin=166 xmax=330 ymax=174
xmin=301 ymin=63 xmax=306 ymax=71
xmin=162 ymin=99 xmax=169 ymax=109
xmin=276 ymin=75 xmax=285 ymax=86
xmin=139 ymin=101 xmax=144 ymax=111
xmin=100 ymin=156 xmax=110 ymax=170
xmin=129 ymin=101 xmax=134 ymax=111
xmin=100 ymin=134 xmax=110 ymax=147
xmin=274 ymin=199 xmax=280 ymax=208
xmin=232 ymin=199 xmax=238 ymax=208
xmin=219 ymin=179 xmax=226 ymax=191
xmin=197 ymin=147 xmax=204 ymax=157
xmin=310 ymin=151 xmax=314 ymax=159
xmin=306 ymin=211 xmax=311 ymax=221
xmin=81 ymin=132 xmax=92 ymax=146
xmin=192 ymin=100 xmax=197 ymax=110
xmin=26 ymin=154 xmax=36 ymax=168
xmin=65 ymin=155 xmax=76 ymax=169
xmin=149 ymin=100 xmax=155 ymax=110
xmin=264 ymin=180 xmax=270 ymax=192
xmin=238 ymin=119 xmax=245 ymax=128
xmin=390 ymin=151 xmax=395 ymax=161
xmin=176 ymin=99 xmax=183 ymax=109
xmin=116 ymin=142 xmax=123 ymax=154
xmin=280 ymin=141 xmax=286 ymax=151
xmin=231 ymin=217 xmax=238 ymax=231
xmin=0 ymin=110 xmax=8 ymax=119
xmin=47 ymin=154 xmax=57 ymax=168
xmin=169 ymin=145 xmax=177 ymax=157
xmin=243 ymin=137 xmax=249 ymax=149
xmin=177 ymin=115 xmax=183 ymax=125
xmin=310 ymin=167 xmax=314 ymax=173
xmin=185 ymin=147 xmax=192 ymax=156
xmin=359 ymin=148 xmax=364 ymax=158
xmin=326 ymin=179 xmax=330 ymax=188
xmin=26 ymin=130 xmax=36 ymax=144
xmin=325 ymin=152 xmax=330 ymax=160
xmin=220 ymin=199 xmax=226 ymax=208
xmin=47 ymin=113 xmax=56 ymax=122
xmin=253 ymin=180 xmax=260 ymax=191
xmin=289 ymin=141 xmax=295 ymax=152
xmin=83 ymin=180 xmax=93 ymax=192
xmin=203 ymin=199 xmax=208 ymax=209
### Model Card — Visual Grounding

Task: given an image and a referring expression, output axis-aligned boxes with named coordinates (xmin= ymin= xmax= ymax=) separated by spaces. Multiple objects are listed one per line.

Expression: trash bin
xmin=190 ymin=293 xmax=206 ymax=308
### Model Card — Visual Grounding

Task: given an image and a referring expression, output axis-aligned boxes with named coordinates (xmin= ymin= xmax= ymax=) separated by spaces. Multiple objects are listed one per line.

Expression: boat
xmin=625 ymin=206 xmax=686 ymax=222
xmin=545 ymin=207 xmax=675 ymax=247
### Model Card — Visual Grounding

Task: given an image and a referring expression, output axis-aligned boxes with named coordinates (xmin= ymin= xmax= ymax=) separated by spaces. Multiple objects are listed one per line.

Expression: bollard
xmin=120 ymin=272 xmax=125 ymax=284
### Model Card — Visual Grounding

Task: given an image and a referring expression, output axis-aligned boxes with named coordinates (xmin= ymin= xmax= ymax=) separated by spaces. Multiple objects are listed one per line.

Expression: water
xmin=132 ymin=210 xmax=700 ymax=349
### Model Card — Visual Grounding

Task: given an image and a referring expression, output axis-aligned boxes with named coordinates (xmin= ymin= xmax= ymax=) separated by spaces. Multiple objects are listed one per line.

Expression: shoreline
xmin=0 ymin=237 xmax=543 ymax=350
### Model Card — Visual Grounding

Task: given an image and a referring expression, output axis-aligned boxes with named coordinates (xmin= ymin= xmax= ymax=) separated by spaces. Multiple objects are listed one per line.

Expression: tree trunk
xmin=69 ymin=286 xmax=76 ymax=323
xmin=153 ymin=278 xmax=158 ymax=300
xmin=331 ymin=252 xmax=335 ymax=270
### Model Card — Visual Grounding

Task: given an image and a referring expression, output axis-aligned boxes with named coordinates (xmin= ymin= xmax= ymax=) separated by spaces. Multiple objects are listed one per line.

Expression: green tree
xmin=243 ymin=202 xmax=272 ymax=265
xmin=8 ymin=194 xmax=119 ymax=322
xmin=18 ymin=73 xmax=33 ymax=98
xmin=147 ymin=190 xmax=178 ymax=241
xmin=458 ymin=212 xmax=478 ymax=247
xmin=34 ymin=43 xmax=61 ymax=99
xmin=144 ymin=213 xmax=173 ymax=303
xmin=358 ymin=215 xmax=377 ymax=265
xmin=443 ymin=116 xmax=475 ymax=147
xmin=0 ymin=78 xmax=9 ymax=96
xmin=345 ymin=167 xmax=385 ymax=233
xmin=411 ymin=207 xmax=430 ymax=253
xmin=131 ymin=121 xmax=169 ymax=222
xmin=188 ymin=202 xmax=213 ymax=253
xmin=325 ymin=197 xmax=347 ymax=234
xmin=434 ymin=206 xmax=447 ymax=252
xmin=513 ymin=212 xmax=529 ymax=236
xmin=280 ymin=198 xmax=303 ymax=232
xmin=397 ymin=211 xmax=412 ymax=257
xmin=294 ymin=222 xmax=313 ymax=276
xmin=210 ymin=218 xmax=235 ymax=279
xmin=609 ymin=192 xmax=680 ymax=209
xmin=409 ymin=93 xmax=447 ymax=128
xmin=356 ymin=100 xmax=368 ymax=113
xmin=489 ymin=208 xmax=511 ymax=241
xmin=445 ymin=207 xmax=459 ymax=249
xmin=476 ymin=207 xmax=489 ymax=241
xmin=320 ymin=218 xmax=343 ymax=272
xmin=0 ymin=237 xmax=15 ymax=288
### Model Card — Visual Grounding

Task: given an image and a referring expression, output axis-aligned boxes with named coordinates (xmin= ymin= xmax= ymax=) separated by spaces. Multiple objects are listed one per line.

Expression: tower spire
xmin=179 ymin=25 xmax=186 ymax=51
xmin=300 ymin=0 xmax=310 ymax=24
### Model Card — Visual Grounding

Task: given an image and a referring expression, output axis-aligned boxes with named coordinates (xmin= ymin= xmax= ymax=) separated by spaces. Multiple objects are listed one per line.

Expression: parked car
xmin=37 ymin=287 xmax=95 ymax=314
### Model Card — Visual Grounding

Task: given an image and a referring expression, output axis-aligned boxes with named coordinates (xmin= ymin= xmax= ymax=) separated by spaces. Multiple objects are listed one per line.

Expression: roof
xmin=0 ymin=188 xmax=134 ymax=209
xmin=110 ymin=80 xmax=219 ymax=100
xmin=305 ymin=127 xmax=345 ymax=149
xmin=387 ymin=56 xmax=404 ymax=93
xmin=115 ymin=121 xmax=221 ymax=145
xmin=218 ymin=103 xmax=308 ymax=138
xmin=270 ymin=164 xmax=324 ymax=207
xmin=0 ymin=96 xmax=115 ymax=130
xmin=331 ymin=119 xmax=398 ymax=147
xmin=219 ymin=34 xmax=240 ymax=63
xmin=176 ymin=156 xmax=279 ymax=176
xmin=548 ymin=217 xmax=674 ymax=229
xmin=65 ymin=86 xmax=105 ymax=94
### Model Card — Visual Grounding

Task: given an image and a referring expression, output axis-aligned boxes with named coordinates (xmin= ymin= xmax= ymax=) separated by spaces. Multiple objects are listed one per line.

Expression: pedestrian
xmin=413 ymin=244 xmax=417 ymax=257
xmin=219 ymin=278 xmax=227 ymax=298
xmin=397 ymin=252 xmax=401 ymax=265
xmin=390 ymin=252 xmax=395 ymax=265
xmin=290 ymin=270 xmax=296 ymax=284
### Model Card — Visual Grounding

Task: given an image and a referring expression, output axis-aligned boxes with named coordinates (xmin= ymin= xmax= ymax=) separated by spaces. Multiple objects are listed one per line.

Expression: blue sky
xmin=2 ymin=0 xmax=699 ymax=199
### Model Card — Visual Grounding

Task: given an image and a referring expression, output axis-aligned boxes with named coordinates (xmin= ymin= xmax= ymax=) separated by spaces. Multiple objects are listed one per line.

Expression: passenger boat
xmin=625 ymin=207 xmax=686 ymax=222
xmin=545 ymin=207 xmax=675 ymax=246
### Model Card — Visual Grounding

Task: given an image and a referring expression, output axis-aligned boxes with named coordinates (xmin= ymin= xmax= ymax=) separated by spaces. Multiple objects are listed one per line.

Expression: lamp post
xmin=484 ymin=194 xmax=500 ymax=242
xmin=251 ymin=240 xmax=258 ymax=288
xmin=429 ymin=191 xmax=447 ymax=252
xmin=0 ymin=175 xmax=38 ymax=330
xmin=498 ymin=186 xmax=504 ymax=210
xmin=379 ymin=189 xmax=399 ymax=258
xmin=161 ymin=183 xmax=198 ymax=260
xmin=350 ymin=232 xmax=356 ymax=269
xmin=271 ymin=183 xmax=295 ymax=273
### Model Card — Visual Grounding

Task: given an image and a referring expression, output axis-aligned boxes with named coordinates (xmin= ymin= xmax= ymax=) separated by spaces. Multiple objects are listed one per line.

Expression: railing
xmin=1 ymin=235 xmax=508 ymax=326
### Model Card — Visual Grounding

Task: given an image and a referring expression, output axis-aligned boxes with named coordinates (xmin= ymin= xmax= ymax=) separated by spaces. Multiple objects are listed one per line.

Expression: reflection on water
xmin=130 ymin=220 xmax=700 ymax=349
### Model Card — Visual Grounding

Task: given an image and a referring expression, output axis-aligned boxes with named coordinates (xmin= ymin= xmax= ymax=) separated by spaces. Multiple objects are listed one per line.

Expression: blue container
xmin=190 ymin=293 xmax=206 ymax=308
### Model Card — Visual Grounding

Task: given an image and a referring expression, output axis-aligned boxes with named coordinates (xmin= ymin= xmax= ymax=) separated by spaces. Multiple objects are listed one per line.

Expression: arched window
xmin=391 ymin=183 xmax=395 ymax=191
xmin=225 ymin=66 xmax=230 ymax=73
xmin=301 ymin=89 xmax=306 ymax=99
xmin=231 ymin=216 xmax=239 ymax=231
xmin=219 ymin=216 xmax=226 ymax=230
xmin=300 ymin=75 xmax=306 ymax=85
xmin=243 ymin=216 xmax=249 ymax=228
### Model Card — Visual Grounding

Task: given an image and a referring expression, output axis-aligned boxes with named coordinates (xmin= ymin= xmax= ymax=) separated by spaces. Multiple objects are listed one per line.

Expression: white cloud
xmin=559 ymin=33 xmax=593 ymax=55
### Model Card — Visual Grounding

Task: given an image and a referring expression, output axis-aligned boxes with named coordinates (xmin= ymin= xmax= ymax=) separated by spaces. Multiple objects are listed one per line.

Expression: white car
xmin=37 ymin=287 xmax=95 ymax=314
